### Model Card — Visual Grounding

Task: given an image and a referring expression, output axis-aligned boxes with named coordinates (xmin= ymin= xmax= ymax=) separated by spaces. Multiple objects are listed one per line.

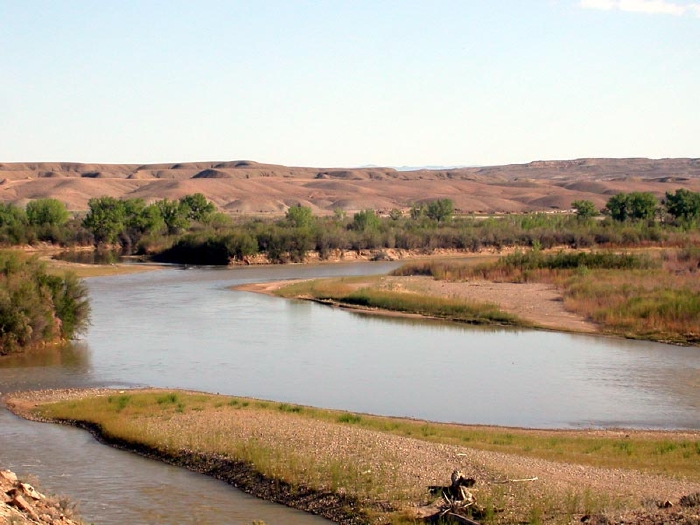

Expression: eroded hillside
xmin=1 ymin=158 xmax=699 ymax=215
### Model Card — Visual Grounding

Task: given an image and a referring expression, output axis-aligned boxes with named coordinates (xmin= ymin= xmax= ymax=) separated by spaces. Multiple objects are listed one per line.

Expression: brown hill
xmin=1 ymin=158 xmax=699 ymax=215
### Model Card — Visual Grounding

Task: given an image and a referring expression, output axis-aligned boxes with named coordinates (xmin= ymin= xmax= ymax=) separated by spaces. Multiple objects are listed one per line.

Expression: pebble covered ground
xmin=4 ymin=388 xmax=700 ymax=524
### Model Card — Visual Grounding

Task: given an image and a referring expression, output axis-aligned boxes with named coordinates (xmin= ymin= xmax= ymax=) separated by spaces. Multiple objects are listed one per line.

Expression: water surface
xmin=1 ymin=262 xmax=699 ymax=524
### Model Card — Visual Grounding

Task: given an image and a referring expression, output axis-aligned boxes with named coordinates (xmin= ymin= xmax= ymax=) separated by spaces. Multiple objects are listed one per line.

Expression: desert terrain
xmin=1 ymin=158 xmax=700 ymax=214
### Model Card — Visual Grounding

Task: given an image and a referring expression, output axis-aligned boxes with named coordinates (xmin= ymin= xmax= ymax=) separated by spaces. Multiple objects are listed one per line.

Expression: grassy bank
xmin=12 ymin=389 xmax=700 ymax=524
xmin=274 ymin=275 xmax=525 ymax=327
xmin=392 ymin=248 xmax=700 ymax=345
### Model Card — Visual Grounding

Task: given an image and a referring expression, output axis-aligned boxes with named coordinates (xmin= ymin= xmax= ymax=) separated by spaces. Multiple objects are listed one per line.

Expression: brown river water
xmin=1 ymin=262 xmax=698 ymax=524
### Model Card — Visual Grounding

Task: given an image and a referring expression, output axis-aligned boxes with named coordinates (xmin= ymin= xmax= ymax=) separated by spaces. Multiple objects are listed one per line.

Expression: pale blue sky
xmin=1 ymin=0 xmax=698 ymax=167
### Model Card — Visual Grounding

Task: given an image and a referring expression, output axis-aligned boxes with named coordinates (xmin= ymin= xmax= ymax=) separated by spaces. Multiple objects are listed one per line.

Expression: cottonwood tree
xmin=605 ymin=192 xmax=657 ymax=221
xmin=180 ymin=193 xmax=216 ymax=223
xmin=664 ymin=189 xmax=700 ymax=225
xmin=426 ymin=199 xmax=454 ymax=222
xmin=26 ymin=198 xmax=69 ymax=227
xmin=572 ymin=200 xmax=598 ymax=220
xmin=285 ymin=204 xmax=314 ymax=229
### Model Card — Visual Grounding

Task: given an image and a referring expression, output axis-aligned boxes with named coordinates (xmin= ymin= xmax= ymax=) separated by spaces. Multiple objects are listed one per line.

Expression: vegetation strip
xmin=391 ymin=249 xmax=700 ymax=345
xmin=5 ymin=389 xmax=700 ymax=524
xmin=271 ymin=246 xmax=700 ymax=346
xmin=273 ymin=275 xmax=526 ymax=328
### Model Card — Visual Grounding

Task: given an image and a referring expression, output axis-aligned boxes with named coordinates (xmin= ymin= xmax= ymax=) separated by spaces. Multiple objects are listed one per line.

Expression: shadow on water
xmin=53 ymin=248 xmax=125 ymax=265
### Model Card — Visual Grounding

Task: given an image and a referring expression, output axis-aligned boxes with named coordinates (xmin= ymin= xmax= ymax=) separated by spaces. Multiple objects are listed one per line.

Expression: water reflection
xmin=53 ymin=249 xmax=125 ymax=265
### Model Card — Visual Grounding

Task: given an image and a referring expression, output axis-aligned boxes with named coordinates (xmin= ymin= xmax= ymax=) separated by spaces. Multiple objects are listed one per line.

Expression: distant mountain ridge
xmin=1 ymin=158 xmax=698 ymax=215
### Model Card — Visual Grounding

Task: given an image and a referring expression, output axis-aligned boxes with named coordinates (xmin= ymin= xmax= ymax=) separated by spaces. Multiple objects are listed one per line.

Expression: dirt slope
xmin=1 ymin=158 xmax=699 ymax=214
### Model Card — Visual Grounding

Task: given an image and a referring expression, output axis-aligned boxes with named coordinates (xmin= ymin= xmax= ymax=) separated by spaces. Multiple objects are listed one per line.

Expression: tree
xmin=0 ymin=251 xmax=90 ymax=354
xmin=155 ymin=199 xmax=189 ymax=234
xmin=26 ymin=198 xmax=69 ymax=227
xmin=124 ymin=199 xmax=165 ymax=235
xmin=605 ymin=192 xmax=657 ymax=222
xmin=179 ymin=193 xmax=216 ymax=223
xmin=426 ymin=199 xmax=454 ymax=222
xmin=0 ymin=204 xmax=27 ymax=228
xmin=628 ymin=192 xmax=657 ymax=220
xmin=285 ymin=204 xmax=314 ymax=229
xmin=82 ymin=197 xmax=127 ymax=244
xmin=572 ymin=200 xmax=598 ymax=220
xmin=351 ymin=209 xmax=381 ymax=231
xmin=664 ymin=189 xmax=700 ymax=224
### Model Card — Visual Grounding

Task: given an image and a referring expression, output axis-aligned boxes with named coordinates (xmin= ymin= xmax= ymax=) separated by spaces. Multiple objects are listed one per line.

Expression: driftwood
xmin=425 ymin=470 xmax=481 ymax=524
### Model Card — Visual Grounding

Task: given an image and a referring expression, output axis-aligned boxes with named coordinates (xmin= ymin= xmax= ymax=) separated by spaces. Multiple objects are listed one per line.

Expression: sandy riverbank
xmin=235 ymin=275 xmax=599 ymax=335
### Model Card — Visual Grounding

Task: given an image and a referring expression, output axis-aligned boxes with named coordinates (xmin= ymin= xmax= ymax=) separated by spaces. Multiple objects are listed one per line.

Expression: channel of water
xmin=1 ymin=262 xmax=698 ymax=524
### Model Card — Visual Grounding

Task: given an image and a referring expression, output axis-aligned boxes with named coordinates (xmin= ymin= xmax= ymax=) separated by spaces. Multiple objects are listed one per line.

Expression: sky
xmin=1 ymin=0 xmax=698 ymax=167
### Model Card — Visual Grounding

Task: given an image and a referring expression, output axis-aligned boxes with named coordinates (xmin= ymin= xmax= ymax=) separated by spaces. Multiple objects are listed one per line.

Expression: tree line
xmin=0 ymin=190 xmax=698 ymax=266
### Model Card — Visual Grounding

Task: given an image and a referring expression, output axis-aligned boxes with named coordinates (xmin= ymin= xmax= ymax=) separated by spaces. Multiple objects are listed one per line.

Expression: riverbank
xmin=4 ymin=388 xmax=700 ymax=525
xmin=235 ymin=275 xmax=598 ymax=335
xmin=0 ymin=467 xmax=83 ymax=524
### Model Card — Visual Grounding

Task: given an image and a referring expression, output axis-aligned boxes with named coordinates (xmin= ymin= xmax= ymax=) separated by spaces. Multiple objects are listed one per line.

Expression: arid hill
xmin=1 ymin=158 xmax=699 ymax=215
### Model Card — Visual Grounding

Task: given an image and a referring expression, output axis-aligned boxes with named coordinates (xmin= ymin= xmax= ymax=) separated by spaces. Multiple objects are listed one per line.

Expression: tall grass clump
xmin=342 ymin=288 xmax=519 ymax=325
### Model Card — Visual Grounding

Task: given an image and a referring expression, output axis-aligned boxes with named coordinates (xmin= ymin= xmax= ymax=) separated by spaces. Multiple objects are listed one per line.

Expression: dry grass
xmin=392 ymin=248 xmax=700 ymax=345
xmin=25 ymin=390 xmax=700 ymax=524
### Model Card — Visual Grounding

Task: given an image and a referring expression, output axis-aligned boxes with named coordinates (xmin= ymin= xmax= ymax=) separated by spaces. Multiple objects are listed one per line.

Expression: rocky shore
xmin=1 ymin=468 xmax=82 ymax=525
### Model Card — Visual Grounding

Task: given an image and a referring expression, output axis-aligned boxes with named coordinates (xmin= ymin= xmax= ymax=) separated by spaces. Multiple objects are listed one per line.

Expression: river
xmin=1 ymin=262 xmax=699 ymax=523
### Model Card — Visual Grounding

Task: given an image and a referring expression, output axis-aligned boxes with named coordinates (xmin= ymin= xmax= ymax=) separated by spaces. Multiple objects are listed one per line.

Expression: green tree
xmin=0 ymin=203 xmax=27 ymax=228
xmin=0 ymin=251 xmax=90 ymax=354
xmin=0 ymin=204 xmax=29 ymax=244
xmin=351 ymin=209 xmax=381 ymax=231
xmin=285 ymin=204 xmax=314 ymax=228
xmin=155 ymin=199 xmax=189 ymax=234
xmin=223 ymin=232 xmax=259 ymax=261
xmin=123 ymin=199 xmax=165 ymax=235
xmin=628 ymin=192 xmax=657 ymax=220
xmin=572 ymin=200 xmax=598 ymax=220
xmin=664 ymin=189 xmax=700 ymax=224
xmin=82 ymin=197 xmax=127 ymax=244
xmin=426 ymin=199 xmax=454 ymax=222
xmin=605 ymin=192 xmax=657 ymax=222
xmin=179 ymin=193 xmax=216 ymax=223
xmin=26 ymin=198 xmax=69 ymax=227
